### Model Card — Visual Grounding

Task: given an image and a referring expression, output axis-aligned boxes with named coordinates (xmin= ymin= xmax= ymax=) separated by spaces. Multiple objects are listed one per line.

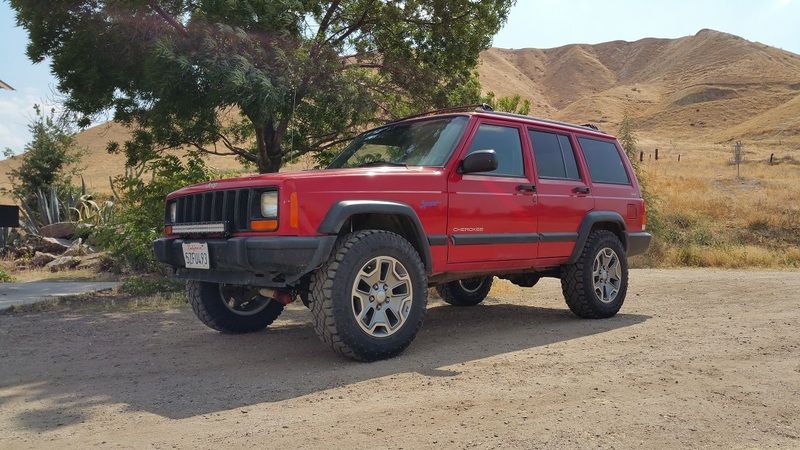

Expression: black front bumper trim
xmin=153 ymin=236 xmax=337 ymax=287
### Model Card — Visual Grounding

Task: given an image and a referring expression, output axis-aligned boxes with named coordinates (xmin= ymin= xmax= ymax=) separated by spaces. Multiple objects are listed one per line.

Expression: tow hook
xmin=258 ymin=288 xmax=295 ymax=305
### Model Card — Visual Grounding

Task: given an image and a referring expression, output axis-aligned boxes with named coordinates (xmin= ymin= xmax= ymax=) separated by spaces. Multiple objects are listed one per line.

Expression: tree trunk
xmin=254 ymin=123 xmax=283 ymax=173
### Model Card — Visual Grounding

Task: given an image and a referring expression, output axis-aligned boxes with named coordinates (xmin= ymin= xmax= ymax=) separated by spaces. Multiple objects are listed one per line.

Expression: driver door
xmin=447 ymin=119 xmax=539 ymax=264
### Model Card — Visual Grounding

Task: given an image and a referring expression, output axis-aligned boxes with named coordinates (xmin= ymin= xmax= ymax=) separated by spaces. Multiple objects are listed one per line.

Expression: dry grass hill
xmin=479 ymin=29 xmax=800 ymax=142
xmin=1 ymin=29 xmax=799 ymax=268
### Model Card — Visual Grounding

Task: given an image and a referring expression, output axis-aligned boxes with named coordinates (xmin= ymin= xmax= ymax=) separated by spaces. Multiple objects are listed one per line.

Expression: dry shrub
xmin=639 ymin=139 xmax=800 ymax=268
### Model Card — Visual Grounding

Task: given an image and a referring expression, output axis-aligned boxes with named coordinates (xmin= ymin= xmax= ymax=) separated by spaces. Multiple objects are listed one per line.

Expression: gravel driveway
xmin=0 ymin=269 xmax=798 ymax=448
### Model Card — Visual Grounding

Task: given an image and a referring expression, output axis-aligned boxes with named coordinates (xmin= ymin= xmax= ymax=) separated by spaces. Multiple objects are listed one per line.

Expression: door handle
xmin=573 ymin=186 xmax=590 ymax=194
xmin=516 ymin=184 xmax=536 ymax=193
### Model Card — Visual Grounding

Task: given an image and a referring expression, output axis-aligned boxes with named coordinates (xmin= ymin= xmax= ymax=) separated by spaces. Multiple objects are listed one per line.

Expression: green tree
xmin=7 ymin=105 xmax=83 ymax=208
xmin=617 ymin=114 xmax=639 ymax=166
xmin=616 ymin=113 xmax=662 ymax=245
xmin=483 ymin=91 xmax=531 ymax=115
xmin=11 ymin=0 xmax=514 ymax=173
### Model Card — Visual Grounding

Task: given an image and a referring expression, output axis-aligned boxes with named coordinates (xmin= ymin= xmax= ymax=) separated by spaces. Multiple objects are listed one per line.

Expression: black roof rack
xmin=476 ymin=110 xmax=606 ymax=134
xmin=385 ymin=103 xmax=493 ymax=124
xmin=385 ymin=104 xmax=605 ymax=134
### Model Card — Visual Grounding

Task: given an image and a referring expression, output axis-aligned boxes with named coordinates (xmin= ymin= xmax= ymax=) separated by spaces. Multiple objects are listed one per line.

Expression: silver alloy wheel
xmin=592 ymin=247 xmax=622 ymax=304
xmin=219 ymin=284 xmax=272 ymax=316
xmin=351 ymin=256 xmax=413 ymax=337
xmin=457 ymin=277 xmax=485 ymax=294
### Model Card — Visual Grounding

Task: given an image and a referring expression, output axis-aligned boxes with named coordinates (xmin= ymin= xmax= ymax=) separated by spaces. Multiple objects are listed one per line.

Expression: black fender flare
xmin=318 ymin=200 xmax=433 ymax=272
xmin=566 ymin=211 xmax=627 ymax=264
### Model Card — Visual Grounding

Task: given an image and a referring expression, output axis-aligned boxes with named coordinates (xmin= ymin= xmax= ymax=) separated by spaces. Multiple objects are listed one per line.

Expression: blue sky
xmin=1 ymin=0 xmax=799 ymax=154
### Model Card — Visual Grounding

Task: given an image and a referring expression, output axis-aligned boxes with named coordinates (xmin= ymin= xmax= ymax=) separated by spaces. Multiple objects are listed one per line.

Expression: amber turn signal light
xmin=250 ymin=219 xmax=279 ymax=232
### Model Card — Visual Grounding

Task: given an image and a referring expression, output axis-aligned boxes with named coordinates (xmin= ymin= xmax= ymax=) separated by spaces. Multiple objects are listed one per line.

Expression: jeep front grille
xmin=169 ymin=188 xmax=254 ymax=233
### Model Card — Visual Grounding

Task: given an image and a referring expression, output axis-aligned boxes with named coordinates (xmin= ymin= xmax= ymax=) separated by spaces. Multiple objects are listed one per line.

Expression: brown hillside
xmin=479 ymin=29 xmax=800 ymax=141
xmin=2 ymin=29 xmax=799 ymax=200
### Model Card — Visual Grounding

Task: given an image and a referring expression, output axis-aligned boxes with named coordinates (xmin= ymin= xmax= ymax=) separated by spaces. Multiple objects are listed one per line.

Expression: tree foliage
xmin=617 ymin=114 xmax=639 ymax=166
xmin=97 ymin=155 xmax=218 ymax=271
xmin=11 ymin=0 xmax=515 ymax=173
xmin=7 ymin=105 xmax=83 ymax=211
xmin=483 ymin=91 xmax=531 ymax=115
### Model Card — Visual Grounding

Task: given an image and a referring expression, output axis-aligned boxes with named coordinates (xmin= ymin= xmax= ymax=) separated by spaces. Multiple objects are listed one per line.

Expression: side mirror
xmin=460 ymin=149 xmax=498 ymax=174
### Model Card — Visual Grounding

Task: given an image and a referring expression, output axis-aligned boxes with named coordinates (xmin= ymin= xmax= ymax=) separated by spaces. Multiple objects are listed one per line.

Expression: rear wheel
xmin=309 ymin=230 xmax=428 ymax=361
xmin=186 ymin=281 xmax=284 ymax=333
xmin=561 ymin=230 xmax=628 ymax=318
xmin=435 ymin=276 xmax=493 ymax=306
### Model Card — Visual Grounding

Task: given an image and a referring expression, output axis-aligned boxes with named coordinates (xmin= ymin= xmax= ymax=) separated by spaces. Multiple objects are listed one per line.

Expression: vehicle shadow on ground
xmin=0 ymin=298 xmax=648 ymax=430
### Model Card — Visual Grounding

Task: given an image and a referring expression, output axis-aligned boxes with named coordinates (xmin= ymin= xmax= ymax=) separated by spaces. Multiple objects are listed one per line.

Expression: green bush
xmin=121 ymin=276 xmax=184 ymax=296
xmin=0 ymin=267 xmax=14 ymax=283
xmin=96 ymin=154 xmax=218 ymax=272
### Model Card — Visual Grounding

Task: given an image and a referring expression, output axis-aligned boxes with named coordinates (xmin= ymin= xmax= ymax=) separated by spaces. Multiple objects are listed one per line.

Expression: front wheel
xmin=186 ymin=281 xmax=284 ymax=333
xmin=561 ymin=230 xmax=628 ymax=318
xmin=309 ymin=230 xmax=428 ymax=361
xmin=435 ymin=276 xmax=493 ymax=306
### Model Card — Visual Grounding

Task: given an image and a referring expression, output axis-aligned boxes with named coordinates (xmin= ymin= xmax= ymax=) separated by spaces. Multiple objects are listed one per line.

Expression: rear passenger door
xmin=528 ymin=128 xmax=594 ymax=259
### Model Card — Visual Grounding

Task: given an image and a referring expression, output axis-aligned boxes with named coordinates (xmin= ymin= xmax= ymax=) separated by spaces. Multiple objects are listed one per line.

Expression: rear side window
xmin=577 ymin=137 xmax=630 ymax=185
xmin=466 ymin=124 xmax=524 ymax=177
xmin=529 ymin=130 xmax=580 ymax=180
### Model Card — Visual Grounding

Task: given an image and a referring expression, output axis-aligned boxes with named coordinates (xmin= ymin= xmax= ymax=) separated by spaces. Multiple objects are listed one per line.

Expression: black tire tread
xmin=186 ymin=280 xmax=284 ymax=333
xmin=561 ymin=230 xmax=627 ymax=319
xmin=309 ymin=230 xmax=427 ymax=361
xmin=435 ymin=277 xmax=493 ymax=306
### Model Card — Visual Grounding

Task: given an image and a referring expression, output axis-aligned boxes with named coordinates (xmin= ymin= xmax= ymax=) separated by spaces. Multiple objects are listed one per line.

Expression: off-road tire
xmin=309 ymin=230 xmax=428 ymax=362
xmin=186 ymin=280 xmax=284 ymax=333
xmin=435 ymin=277 xmax=493 ymax=306
xmin=561 ymin=230 xmax=628 ymax=319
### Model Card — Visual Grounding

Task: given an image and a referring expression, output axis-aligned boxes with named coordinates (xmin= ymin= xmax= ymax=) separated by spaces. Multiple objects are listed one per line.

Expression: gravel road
xmin=1 ymin=269 xmax=798 ymax=448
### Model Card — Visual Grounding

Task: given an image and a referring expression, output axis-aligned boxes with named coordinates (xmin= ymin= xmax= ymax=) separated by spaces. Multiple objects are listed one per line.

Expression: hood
xmin=167 ymin=166 xmax=447 ymax=199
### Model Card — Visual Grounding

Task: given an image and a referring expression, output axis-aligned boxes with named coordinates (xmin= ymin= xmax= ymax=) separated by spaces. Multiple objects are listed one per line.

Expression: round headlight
xmin=260 ymin=191 xmax=278 ymax=218
xmin=169 ymin=202 xmax=177 ymax=222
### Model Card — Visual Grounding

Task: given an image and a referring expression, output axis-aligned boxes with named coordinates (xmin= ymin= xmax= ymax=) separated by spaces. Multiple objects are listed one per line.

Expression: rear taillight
xmin=641 ymin=202 xmax=647 ymax=231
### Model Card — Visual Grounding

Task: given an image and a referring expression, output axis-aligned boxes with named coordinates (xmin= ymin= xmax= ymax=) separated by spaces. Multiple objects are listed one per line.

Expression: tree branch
xmin=148 ymin=2 xmax=189 ymax=36
xmin=316 ymin=1 xmax=341 ymax=40
xmin=325 ymin=4 xmax=372 ymax=44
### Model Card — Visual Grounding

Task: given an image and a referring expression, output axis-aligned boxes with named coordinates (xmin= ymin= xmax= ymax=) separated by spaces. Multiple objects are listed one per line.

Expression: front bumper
xmin=626 ymin=232 xmax=652 ymax=257
xmin=153 ymin=236 xmax=337 ymax=287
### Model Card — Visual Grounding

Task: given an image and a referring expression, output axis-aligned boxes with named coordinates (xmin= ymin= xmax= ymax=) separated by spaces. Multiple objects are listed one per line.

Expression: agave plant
xmin=70 ymin=194 xmax=115 ymax=226
xmin=18 ymin=188 xmax=60 ymax=235
xmin=18 ymin=184 xmax=83 ymax=234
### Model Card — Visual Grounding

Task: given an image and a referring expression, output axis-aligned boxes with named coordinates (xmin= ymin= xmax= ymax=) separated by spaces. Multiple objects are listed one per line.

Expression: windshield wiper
xmin=356 ymin=160 xmax=408 ymax=168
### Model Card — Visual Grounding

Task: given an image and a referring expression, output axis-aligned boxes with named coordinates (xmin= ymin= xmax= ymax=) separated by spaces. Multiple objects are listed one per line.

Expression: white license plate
xmin=182 ymin=242 xmax=210 ymax=269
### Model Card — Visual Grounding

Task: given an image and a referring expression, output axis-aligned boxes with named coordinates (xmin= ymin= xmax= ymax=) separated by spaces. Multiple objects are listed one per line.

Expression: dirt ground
xmin=1 ymin=269 xmax=798 ymax=449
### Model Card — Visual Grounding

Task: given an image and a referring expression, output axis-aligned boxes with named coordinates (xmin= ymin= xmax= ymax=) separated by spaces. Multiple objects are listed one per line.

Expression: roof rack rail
xmin=581 ymin=123 xmax=599 ymax=130
xmin=385 ymin=103 xmax=493 ymax=124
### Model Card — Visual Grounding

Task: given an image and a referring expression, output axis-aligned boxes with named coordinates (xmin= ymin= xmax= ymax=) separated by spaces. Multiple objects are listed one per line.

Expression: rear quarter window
xmin=577 ymin=137 xmax=630 ymax=185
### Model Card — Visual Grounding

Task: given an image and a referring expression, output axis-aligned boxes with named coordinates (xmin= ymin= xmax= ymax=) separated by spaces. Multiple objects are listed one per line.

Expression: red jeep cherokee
xmin=154 ymin=105 xmax=651 ymax=361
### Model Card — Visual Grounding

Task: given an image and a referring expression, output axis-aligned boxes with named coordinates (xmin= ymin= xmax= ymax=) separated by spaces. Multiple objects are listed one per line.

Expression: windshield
xmin=328 ymin=116 xmax=469 ymax=169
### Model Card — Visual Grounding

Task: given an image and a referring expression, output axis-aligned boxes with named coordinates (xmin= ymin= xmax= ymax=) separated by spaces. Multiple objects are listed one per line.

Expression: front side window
xmin=465 ymin=124 xmax=525 ymax=177
xmin=529 ymin=130 xmax=580 ymax=180
xmin=328 ymin=116 xmax=469 ymax=169
xmin=578 ymin=137 xmax=631 ymax=185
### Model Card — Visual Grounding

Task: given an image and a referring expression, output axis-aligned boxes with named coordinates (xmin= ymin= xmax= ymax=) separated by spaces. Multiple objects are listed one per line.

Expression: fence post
xmin=639 ymin=151 xmax=644 ymax=163
xmin=655 ymin=148 xmax=659 ymax=161
xmin=770 ymin=153 xmax=774 ymax=165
